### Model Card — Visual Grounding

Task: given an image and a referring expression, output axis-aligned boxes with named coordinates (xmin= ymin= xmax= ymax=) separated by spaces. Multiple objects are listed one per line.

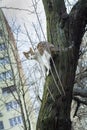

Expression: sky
xmin=0 ymin=0 xmax=41 ymax=23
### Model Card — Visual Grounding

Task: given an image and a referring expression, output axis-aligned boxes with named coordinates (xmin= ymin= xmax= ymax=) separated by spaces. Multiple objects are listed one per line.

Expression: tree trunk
xmin=36 ymin=0 xmax=87 ymax=130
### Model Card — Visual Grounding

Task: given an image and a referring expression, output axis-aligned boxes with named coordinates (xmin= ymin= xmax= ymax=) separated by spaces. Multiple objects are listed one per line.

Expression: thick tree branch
xmin=73 ymin=96 xmax=87 ymax=117
xmin=74 ymin=96 xmax=87 ymax=106
xmin=69 ymin=0 xmax=87 ymax=48
xmin=42 ymin=0 xmax=69 ymax=45
xmin=42 ymin=0 xmax=67 ymax=17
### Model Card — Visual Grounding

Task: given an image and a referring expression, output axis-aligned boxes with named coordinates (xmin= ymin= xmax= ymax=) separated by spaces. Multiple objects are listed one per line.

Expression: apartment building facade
xmin=0 ymin=9 xmax=35 ymax=130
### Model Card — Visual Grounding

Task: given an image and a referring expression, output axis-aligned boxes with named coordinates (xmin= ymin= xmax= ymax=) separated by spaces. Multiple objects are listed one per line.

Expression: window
xmin=0 ymin=70 xmax=13 ymax=81
xmin=0 ymin=121 xmax=4 ymax=130
xmin=0 ymin=56 xmax=10 ymax=65
xmin=5 ymin=70 xmax=13 ymax=79
xmin=0 ymin=43 xmax=7 ymax=51
xmin=2 ymin=85 xmax=16 ymax=95
xmin=9 ymin=116 xmax=22 ymax=127
xmin=6 ymin=101 xmax=19 ymax=111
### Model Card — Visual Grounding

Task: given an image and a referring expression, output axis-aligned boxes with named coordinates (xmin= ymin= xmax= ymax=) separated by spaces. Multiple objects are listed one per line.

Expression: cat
xmin=23 ymin=41 xmax=74 ymax=77
xmin=23 ymin=41 xmax=55 ymax=77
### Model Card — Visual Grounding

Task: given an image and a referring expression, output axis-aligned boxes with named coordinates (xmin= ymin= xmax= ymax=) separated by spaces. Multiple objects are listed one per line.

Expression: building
xmin=0 ymin=9 xmax=36 ymax=130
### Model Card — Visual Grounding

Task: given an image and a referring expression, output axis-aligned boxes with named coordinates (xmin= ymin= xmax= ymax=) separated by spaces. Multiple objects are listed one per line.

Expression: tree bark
xmin=36 ymin=0 xmax=87 ymax=130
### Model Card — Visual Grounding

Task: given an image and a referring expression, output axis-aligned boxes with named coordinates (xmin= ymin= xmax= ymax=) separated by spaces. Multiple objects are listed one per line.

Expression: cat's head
xmin=23 ymin=48 xmax=35 ymax=59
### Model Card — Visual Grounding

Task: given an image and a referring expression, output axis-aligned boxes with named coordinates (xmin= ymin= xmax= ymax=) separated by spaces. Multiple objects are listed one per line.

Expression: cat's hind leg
xmin=40 ymin=64 xmax=46 ymax=77
xmin=44 ymin=61 xmax=51 ymax=76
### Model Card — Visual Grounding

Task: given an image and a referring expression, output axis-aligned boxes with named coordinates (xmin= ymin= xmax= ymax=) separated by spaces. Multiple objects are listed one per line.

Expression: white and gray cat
xmin=23 ymin=41 xmax=55 ymax=77
xmin=23 ymin=41 xmax=73 ymax=77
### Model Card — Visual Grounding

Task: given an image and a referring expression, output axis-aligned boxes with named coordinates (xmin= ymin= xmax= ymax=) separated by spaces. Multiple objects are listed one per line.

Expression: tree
xmin=36 ymin=0 xmax=87 ymax=130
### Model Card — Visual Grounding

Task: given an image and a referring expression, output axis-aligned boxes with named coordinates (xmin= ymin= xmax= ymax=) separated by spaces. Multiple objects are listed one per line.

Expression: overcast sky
xmin=0 ymin=0 xmax=40 ymax=23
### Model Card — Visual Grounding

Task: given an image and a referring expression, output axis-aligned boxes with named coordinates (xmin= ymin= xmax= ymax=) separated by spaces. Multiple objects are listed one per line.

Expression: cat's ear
xmin=30 ymin=48 xmax=32 ymax=51
xmin=30 ymin=48 xmax=34 ymax=55
xmin=37 ymin=43 xmax=40 ymax=49
xmin=23 ymin=52 xmax=29 ymax=59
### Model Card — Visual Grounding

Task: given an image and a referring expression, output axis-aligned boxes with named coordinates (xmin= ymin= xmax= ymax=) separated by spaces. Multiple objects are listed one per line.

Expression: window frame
xmin=0 ymin=43 xmax=7 ymax=51
xmin=0 ymin=56 xmax=10 ymax=65
xmin=9 ymin=116 xmax=22 ymax=127
xmin=0 ymin=70 xmax=13 ymax=81
xmin=2 ymin=85 xmax=16 ymax=95
xmin=6 ymin=100 xmax=19 ymax=111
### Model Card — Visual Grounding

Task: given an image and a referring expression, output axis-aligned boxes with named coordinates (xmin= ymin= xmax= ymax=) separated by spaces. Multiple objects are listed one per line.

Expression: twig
xmin=0 ymin=6 xmax=33 ymax=14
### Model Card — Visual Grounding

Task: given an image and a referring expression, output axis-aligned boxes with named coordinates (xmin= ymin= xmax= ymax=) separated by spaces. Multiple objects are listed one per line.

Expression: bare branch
xmin=75 ymin=69 xmax=87 ymax=81
xmin=0 ymin=6 xmax=33 ymax=14
xmin=73 ymin=87 xmax=87 ymax=97
xmin=73 ymin=96 xmax=87 ymax=106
